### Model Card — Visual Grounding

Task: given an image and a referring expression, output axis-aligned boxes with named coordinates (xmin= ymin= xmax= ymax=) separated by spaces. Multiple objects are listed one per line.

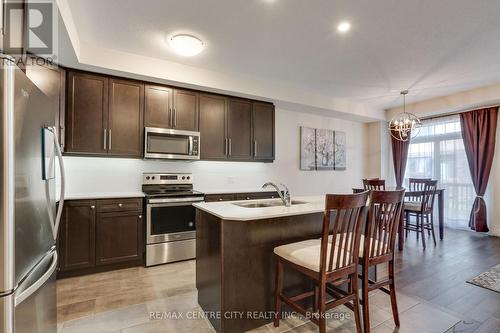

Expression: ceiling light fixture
xmin=337 ymin=21 xmax=351 ymax=33
xmin=168 ymin=34 xmax=204 ymax=57
xmin=389 ymin=90 xmax=421 ymax=142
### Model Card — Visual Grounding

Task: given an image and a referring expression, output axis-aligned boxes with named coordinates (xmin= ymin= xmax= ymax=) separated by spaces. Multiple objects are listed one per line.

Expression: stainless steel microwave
xmin=144 ymin=127 xmax=200 ymax=160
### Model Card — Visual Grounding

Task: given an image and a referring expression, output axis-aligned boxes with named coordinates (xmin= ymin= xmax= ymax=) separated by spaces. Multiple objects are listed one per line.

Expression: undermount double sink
xmin=233 ymin=199 xmax=308 ymax=208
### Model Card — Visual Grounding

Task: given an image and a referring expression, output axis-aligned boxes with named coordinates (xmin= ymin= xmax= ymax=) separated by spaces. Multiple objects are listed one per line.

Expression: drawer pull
xmin=118 ymin=203 xmax=123 ymax=208
xmin=138 ymin=215 xmax=142 ymax=219
xmin=246 ymin=197 xmax=250 ymax=200
xmin=90 ymin=205 xmax=95 ymax=209
xmin=219 ymin=198 xmax=223 ymax=201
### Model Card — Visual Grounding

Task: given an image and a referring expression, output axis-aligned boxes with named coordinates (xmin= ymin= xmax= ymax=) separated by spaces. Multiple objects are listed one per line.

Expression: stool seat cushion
xmin=274 ymin=239 xmax=349 ymax=272
xmin=404 ymin=202 xmax=421 ymax=212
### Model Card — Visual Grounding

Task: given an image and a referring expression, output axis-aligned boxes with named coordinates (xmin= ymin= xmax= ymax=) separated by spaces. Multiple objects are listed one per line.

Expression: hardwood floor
xmin=391 ymin=227 xmax=500 ymax=331
xmin=56 ymin=228 xmax=500 ymax=332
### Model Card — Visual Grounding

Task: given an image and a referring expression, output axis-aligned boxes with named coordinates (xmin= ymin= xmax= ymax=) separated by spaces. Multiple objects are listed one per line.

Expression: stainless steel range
xmin=142 ymin=173 xmax=204 ymax=266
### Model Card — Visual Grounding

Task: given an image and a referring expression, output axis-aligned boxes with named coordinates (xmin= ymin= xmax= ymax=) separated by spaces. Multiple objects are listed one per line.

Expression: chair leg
xmin=426 ymin=214 xmax=431 ymax=236
xmin=362 ymin=266 xmax=371 ymax=333
xmin=319 ymin=279 xmax=327 ymax=333
xmin=430 ymin=212 xmax=437 ymax=246
xmin=405 ymin=211 xmax=409 ymax=238
xmin=388 ymin=260 xmax=400 ymax=327
xmin=351 ymin=274 xmax=363 ymax=333
xmin=313 ymin=284 xmax=319 ymax=312
xmin=273 ymin=259 xmax=283 ymax=327
xmin=420 ymin=214 xmax=426 ymax=250
xmin=416 ymin=214 xmax=419 ymax=241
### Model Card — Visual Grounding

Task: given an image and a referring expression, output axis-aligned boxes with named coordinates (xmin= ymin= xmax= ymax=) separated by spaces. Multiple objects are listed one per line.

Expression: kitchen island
xmin=194 ymin=197 xmax=326 ymax=333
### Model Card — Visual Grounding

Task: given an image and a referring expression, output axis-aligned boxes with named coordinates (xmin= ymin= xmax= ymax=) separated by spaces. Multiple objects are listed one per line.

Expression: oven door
xmin=146 ymin=198 xmax=202 ymax=244
xmin=144 ymin=127 xmax=200 ymax=160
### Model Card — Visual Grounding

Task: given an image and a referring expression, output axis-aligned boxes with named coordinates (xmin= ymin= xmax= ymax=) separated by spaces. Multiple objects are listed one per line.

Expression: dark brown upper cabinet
xmin=199 ymin=94 xmax=228 ymax=160
xmin=108 ymin=78 xmax=144 ymax=157
xmin=252 ymin=102 xmax=275 ymax=161
xmin=144 ymin=85 xmax=172 ymax=128
xmin=145 ymin=85 xmax=199 ymax=131
xmin=173 ymin=89 xmax=199 ymax=131
xmin=66 ymin=71 xmax=144 ymax=157
xmin=65 ymin=71 xmax=109 ymax=155
xmin=64 ymin=68 xmax=274 ymax=162
xmin=227 ymin=98 xmax=253 ymax=160
xmin=26 ymin=61 xmax=66 ymax=150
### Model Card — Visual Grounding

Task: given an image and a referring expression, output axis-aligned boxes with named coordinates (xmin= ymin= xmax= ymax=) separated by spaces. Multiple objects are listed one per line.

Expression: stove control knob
xmin=187 ymin=176 xmax=191 ymax=180
xmin=146 ymin=176 xmax=150 ymax=180
xmin=152 ymin=176 xmax=155 ymax=180
xmin=182 ymin=176 xmax=185 ymax=180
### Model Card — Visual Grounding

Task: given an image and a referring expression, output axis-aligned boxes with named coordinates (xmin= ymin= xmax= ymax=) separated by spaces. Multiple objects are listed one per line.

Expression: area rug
xmin=467 ymin=264 xmax=500 ymax=293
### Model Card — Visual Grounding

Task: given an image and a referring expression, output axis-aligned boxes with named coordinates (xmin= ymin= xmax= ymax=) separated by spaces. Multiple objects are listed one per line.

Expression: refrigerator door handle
xmin=14 ymin=251 xmax=57 ymax=307
xmin=44 ymin=126 xmax=66 ymax=240
xmin=52 ymin=127 xmax=65 ymax=240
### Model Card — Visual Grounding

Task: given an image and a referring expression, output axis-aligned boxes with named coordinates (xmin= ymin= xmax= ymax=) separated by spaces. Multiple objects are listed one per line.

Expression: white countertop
xmin=193 ymin=196 xmax=325 ymax=221
xmin=64 ymin=192 xmax=145 ymax=200
xmin=199 ymin=188 xmax=281 ymax=195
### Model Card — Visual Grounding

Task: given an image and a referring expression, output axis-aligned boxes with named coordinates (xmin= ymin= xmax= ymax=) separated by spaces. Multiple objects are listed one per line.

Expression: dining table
xmin=352 ymin=187 xmax=445 ymax=251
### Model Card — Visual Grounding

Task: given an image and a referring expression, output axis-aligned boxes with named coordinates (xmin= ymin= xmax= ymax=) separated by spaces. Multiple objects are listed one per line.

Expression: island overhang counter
xmin=194 ymin=196 xmax=327 ymax=333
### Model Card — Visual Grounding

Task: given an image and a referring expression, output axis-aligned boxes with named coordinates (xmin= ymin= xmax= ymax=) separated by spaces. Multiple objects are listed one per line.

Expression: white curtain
xmin=404 ymin=115 xmax=475 ymax=230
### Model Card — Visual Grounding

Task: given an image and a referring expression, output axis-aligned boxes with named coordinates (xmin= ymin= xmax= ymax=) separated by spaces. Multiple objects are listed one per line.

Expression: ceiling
xmin=64 ymin=0 xmax=500 ymax=111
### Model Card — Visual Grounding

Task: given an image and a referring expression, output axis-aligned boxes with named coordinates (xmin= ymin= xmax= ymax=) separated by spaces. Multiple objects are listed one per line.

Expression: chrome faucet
xmin=262 ymin=182 xmax=291 ymax=207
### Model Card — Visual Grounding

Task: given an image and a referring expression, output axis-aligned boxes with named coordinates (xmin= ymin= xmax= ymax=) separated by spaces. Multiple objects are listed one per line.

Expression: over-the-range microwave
xmin=144 ymin=127 xmax=200 ymax=160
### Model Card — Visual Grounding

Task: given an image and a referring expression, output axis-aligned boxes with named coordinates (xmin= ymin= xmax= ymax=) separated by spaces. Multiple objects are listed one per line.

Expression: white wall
xmin=63 ymin=108 xmax=368 ymax=198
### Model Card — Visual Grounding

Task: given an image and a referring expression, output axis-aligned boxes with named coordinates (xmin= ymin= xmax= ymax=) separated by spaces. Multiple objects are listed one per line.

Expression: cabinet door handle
xmin=138 ymin=215 xmax=142 ymax=219
xmin=254 ymin=140 xmax=257 ymax=157
xmin=224 ymin=138 xmax=228 ymax=156
xmin=173 ymin=108 xmax=177 ymax=127
xmin=169 ymin=107 xmax=173 ymax=127
xmin=228 ymin=138 xmax=232 ymax=156
xmin=103 ymin=129 xmax=107 ymax=150
xmin=108 ymin=129 xmax=112 ymax=150
xmin=90 ymin=205 xmax=95 ymax=209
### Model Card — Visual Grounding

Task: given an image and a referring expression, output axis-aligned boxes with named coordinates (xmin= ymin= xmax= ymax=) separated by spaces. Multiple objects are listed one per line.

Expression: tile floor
xmin=57 ymin=228 xmax=500 ymax=332
xmin=58 ymin=260 xmax=473 ymax=333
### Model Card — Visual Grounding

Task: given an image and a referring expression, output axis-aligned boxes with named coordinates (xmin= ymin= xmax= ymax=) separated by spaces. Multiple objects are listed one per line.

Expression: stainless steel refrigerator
xmin=0 ymin=55 xmax=65 ymax=333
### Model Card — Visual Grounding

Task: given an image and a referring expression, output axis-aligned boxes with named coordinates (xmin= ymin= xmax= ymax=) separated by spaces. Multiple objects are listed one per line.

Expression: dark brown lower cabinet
xmin=57 ymin=198 xmax=143 ymax=278
xmin=96 ymin=211 xmax=143 ymax=266
xmin=58 ymin=200 xmax=96 ymax=272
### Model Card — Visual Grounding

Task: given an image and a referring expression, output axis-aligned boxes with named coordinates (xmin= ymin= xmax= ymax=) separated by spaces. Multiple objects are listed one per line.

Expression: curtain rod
xmin=421 ymin=104 xmax=500 ymax=121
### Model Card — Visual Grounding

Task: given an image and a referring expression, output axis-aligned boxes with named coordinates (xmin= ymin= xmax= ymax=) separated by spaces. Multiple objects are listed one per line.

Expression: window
xmin=404 ymin=115 xmax=474 ymax=230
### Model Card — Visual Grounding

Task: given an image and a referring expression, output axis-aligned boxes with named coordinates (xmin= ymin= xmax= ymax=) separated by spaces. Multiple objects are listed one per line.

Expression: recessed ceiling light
xmin=167 ymin=34 xmax=204 ymax=57
xmin=337 ymin=21 xmax=351 ymax=34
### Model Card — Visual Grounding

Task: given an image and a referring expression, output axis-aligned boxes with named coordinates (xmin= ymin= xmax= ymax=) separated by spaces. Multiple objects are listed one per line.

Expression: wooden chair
xmin=404 ymin=180 xmax=438 ymax=249
xmin=406 ymin=178 xmax=431 ymax=202
xmin=358 ymin=189 xmax=405 ymax=333
xmin=273 ymin=191 xmax=369 ymax=333
xmin=363 ymin=178 xmax=386 ymax=191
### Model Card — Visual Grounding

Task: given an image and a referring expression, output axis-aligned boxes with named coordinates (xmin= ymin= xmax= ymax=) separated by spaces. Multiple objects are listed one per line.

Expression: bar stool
xmin=358 ymin=189 xmax=405 ymax=333
xmin=273 ymin=191 xmax=369 ymax=333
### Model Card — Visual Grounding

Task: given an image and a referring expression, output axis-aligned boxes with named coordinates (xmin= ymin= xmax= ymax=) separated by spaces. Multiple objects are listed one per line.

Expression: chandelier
xmin=389 ymin=90 xmax=421 ymax=141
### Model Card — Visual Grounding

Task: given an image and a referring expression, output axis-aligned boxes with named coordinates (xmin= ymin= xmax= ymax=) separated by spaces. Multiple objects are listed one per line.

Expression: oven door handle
xmin=147 ymin=197 xmax=204 ymax=204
